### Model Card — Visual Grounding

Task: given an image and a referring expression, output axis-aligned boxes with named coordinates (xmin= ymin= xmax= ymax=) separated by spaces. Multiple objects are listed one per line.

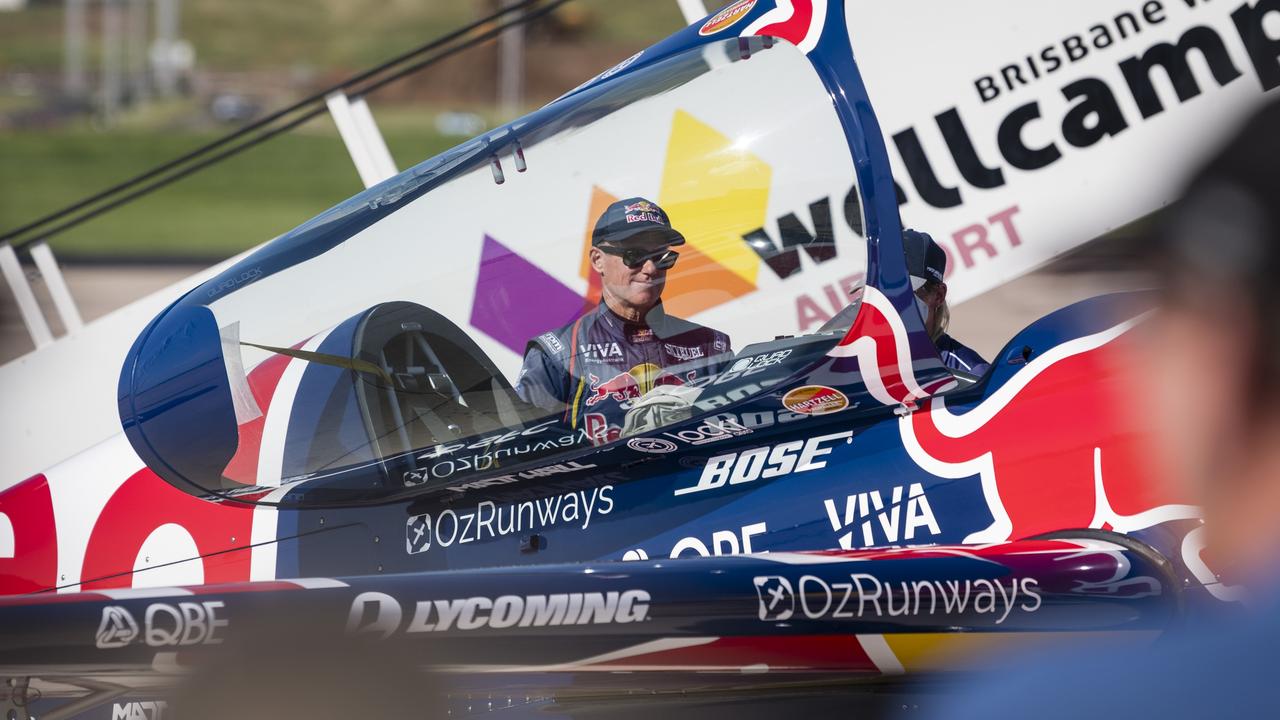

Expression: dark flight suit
xmin=515 ymin=302 xmax=732 ymax=444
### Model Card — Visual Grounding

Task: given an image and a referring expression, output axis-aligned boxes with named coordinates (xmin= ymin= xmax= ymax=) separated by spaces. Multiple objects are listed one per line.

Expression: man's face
xmin=914 ymin=281 xmax=945 ymax=331
xmin=592 ymin=238 xmax=674 ymax=312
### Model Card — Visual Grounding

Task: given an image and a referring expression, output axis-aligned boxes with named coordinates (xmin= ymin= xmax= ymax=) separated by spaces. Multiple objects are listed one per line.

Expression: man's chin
xmin=630 ymin=290 xmax=662 ymax=307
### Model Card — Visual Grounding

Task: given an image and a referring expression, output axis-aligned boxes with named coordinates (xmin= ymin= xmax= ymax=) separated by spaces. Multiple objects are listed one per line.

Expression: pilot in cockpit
xmin=514 ymin=197 xmax=733 ymax=444
xmin=904 ymin=228 xmax=991 ymax=377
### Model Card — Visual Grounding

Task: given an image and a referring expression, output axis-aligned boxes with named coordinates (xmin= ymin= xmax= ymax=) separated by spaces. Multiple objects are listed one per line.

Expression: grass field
xmin=0 ymin=118 xmax=460 ymax=259
xmin=0 ymin=0 xmax=687 ymax=73
xmin=0 ymin=0 xmax=701 ymax=260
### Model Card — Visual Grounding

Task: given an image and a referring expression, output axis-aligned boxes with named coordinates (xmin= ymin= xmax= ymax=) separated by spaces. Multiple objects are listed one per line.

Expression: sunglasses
xmin=600 ymin=245 xmax=680 ymax=270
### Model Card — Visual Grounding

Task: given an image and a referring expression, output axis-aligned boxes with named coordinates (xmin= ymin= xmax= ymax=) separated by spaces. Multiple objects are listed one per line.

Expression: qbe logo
xmin=406 ymin=514 xmax=432 ymax=554
xmin=96 ymin=602 xmax=227 ymax=648
xmin=96 ymin=606 xmax=140 ymax=648
xmin=753 ymin=576 xmax=794 ymax=621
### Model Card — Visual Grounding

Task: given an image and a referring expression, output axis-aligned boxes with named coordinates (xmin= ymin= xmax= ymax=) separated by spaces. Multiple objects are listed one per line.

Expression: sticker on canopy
xmin=782 ymin=385 xmax=849 ymax=415
xmin=628 ymin=437 xmax=679 ymax=454
xmin=594 ymin=51 xmax=642 ymax=84
xmin=699 ymin=0 xmax=757 ymax=36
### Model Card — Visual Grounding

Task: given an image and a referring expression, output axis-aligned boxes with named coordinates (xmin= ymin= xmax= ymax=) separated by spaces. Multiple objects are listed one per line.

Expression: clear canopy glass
xmin=152 ymin=37 xmax=868 ymax=504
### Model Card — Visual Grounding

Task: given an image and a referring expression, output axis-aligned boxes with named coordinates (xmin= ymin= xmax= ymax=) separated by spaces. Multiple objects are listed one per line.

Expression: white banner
xmin=846 ymin=0 xmax=1277 ymax=302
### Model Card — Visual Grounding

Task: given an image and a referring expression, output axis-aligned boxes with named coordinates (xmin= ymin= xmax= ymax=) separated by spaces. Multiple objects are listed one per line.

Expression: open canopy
xmin=118 ymin=32 xmax=955 ymax=507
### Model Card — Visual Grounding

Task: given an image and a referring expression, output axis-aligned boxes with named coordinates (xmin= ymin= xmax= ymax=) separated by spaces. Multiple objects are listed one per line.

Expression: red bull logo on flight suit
xmin=585 ymin=364 xmax=694 ymax=407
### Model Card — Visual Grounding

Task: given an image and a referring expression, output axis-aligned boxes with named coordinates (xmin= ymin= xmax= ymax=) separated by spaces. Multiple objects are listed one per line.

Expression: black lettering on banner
xmin=893 ymin=179 xmax=909 ymax=206
xmin=975 ymin=75 xmax=1001 ymax=102
xmin=743 ymin=198 xmax=839 ymax=279
xmin=1232 ymin=0 xmax=1280 ymax=92
xmin=1090 ymin=23 xmax=1117 ymax=50
xmin=1041 ymin=45 xmax=1064 ymax=74
xmin=1118 ymin=11 xmax=1143 ymax=41
xmin=1061 ymin=77 xmax=1131 ymax=147
xmin=969 ymin=2 xmax=1188 ymax=105
xmin=1064 ymin=34 xmax=1089 ymax=62
xmin=1000 ymin=63 xmax=1029 ymax=92
xmin=936 ymin=108 xmax=1006 ymax=189
xmin=997 ymin=102 xmax=1063 ymax=170
xmin=892 ymin=128 xmax=963 ymax=208
xmin=843 ymin=185 xmax=865 ymax=236
xmin=1120 ymin=26 xmax=1243 ymax=118
xmin=1025 ymin=53 xmax=1042 ymax=80
xmin=1144 ymin=0 xmax=1167 ymax=25
xmin=898 ymin=3 xmax=1276 ymax=209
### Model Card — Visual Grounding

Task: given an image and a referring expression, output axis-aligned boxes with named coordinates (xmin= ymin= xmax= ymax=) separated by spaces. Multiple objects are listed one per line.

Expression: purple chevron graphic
xmin=470 ymin=234 xmax=585 ymax=354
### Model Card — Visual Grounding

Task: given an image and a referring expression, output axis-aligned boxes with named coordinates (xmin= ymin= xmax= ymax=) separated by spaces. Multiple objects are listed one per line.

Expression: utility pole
xmin=101 ymin=0 xmax=124 ymax=121
xmin=63 ymin=0 xmax=87 ymax=98
xmin=127 ymin=0 xmax=149 ymax=106
xmin=152 ymin=0 xmax=180 ymax=97
xmin=497 ymin=0 xmax=525 ymax=121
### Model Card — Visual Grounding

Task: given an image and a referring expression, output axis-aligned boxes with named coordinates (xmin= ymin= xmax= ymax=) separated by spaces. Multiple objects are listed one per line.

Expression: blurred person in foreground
xmin=169 ymin=617 xmax=447 ymax=719
xmin=932 ymin=99 xmax=1280 ymax=718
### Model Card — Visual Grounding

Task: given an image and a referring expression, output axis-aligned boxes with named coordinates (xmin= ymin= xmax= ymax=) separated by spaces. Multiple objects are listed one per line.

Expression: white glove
xmin=621 ymin=384 xmax=703 ymax=438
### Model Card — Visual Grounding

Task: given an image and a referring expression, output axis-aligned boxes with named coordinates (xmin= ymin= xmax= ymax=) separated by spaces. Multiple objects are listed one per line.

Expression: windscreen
xmin=142 ymin=37 xmax=867 ymax=505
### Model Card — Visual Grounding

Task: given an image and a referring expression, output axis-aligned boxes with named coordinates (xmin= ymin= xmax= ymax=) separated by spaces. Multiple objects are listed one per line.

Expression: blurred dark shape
xmin=209 ymin=93 xmax=261 ymax=124
xmin=923 ymin=96 xmax=1280 ymax=719
xmin=168 ymin=612 xmax=447 ymax=720
xmin=530 ymin=1 xmax=595 ymax=41
xmin=435 ymin=110 xmax=487 ymax=137
xmin=1155 ymin=100 xmax=1280 ymax=381
xmin=1 ymin=95 xmax=92 ymax=131
xmin=1145 ymin=98 xmax=1280 ymax=584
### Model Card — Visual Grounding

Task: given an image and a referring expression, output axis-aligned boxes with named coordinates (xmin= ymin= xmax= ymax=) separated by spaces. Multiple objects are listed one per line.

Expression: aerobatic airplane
xmin=2 ymin=0 xmax=1273 ymax=716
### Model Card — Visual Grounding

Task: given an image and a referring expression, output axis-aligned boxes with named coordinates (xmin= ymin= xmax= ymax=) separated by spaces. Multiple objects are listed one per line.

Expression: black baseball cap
xmin=592 ymin=197 xmax=686 ymax=248
xmin=903 ymin=228 xmax=946 ymax=290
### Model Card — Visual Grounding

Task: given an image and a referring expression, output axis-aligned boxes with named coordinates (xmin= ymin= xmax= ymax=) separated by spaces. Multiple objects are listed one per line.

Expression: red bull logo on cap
xmin=624 ymin=200 xmax=659 ymax=214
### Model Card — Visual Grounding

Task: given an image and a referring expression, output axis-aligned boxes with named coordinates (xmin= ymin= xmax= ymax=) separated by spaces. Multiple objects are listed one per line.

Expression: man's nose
xmin=638 ymin=258 xmax=664 ymax=275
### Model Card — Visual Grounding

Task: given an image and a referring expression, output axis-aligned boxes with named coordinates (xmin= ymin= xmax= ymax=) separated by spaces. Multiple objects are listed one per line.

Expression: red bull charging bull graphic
xmin=900 ymin=319 xmax=1198 ymax=544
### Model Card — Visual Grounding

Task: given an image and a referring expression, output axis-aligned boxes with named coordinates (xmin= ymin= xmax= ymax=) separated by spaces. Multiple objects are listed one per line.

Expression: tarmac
xmin=1 ymin=263 xmax=197 ymax=366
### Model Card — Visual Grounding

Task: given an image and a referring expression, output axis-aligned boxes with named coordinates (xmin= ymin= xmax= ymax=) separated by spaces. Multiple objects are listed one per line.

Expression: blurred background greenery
xmin=0 ymin=0 xmax=696 ymax=260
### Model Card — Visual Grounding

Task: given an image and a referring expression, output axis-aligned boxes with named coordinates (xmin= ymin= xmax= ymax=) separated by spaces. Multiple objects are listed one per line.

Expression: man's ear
xmin=589 ymin=247 xmax=606 ymax=275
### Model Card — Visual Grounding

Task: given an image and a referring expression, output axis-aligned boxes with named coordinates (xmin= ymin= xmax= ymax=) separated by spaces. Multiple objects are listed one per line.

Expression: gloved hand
xmin=621 ymin=384 xmax=703 ymax=438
